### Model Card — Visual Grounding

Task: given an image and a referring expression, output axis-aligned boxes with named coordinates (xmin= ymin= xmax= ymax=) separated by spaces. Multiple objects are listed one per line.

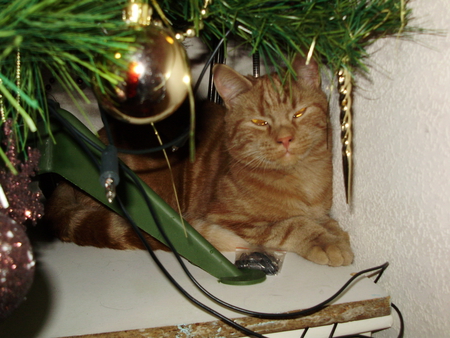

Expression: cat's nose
xmin=277 ymin=136 xmax=293 ymax=150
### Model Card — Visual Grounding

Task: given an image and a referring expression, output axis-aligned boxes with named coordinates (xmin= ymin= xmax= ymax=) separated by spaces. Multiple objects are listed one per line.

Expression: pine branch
xmin=160 ymin=0 xmax=422 ymax=76
xmin=0 ymin=0 xmax=426 ymax=167
xmin=0 ymin=0 xmax=135 ymax=158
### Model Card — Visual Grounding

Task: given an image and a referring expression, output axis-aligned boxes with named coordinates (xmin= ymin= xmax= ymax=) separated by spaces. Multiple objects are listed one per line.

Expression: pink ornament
xmin=0 ymin=214 xmax=35 ymax=320
xmin=0 ymin=119 xmax=44 ymax=226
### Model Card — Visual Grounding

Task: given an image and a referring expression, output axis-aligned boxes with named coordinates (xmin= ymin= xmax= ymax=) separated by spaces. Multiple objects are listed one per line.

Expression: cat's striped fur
xmin=45 ymin=57 xmax=353 ymax=266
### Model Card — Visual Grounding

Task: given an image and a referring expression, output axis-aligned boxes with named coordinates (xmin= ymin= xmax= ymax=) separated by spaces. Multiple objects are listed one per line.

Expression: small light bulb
xmin=130 ymin=3 xmax=140 ymax=22
xmin=132 ymin=63 xmax=145 ymax=76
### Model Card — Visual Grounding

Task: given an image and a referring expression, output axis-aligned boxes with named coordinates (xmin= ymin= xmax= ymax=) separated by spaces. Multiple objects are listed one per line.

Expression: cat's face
xmin=213 ymin=58 xmax=329 ymax=171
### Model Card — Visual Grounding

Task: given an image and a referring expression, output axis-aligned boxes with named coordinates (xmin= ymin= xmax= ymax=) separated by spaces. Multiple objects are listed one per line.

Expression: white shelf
xmin=0 ymin=240 xmax=392 ymax=337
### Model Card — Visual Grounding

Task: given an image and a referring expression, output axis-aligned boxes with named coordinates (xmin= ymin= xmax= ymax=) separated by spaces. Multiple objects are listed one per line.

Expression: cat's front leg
xmin=191 ymin=220 xmax=252 ymax=252
xmin=258 ymin=216 xmax=353 ymax=267
xmin=192 ymin=215 xmax=353 ymax=267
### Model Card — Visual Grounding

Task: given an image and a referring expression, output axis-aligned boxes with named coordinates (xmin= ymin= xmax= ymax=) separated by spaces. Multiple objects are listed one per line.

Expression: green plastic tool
xmin=37 ymin=104 xmax=266 ymax=285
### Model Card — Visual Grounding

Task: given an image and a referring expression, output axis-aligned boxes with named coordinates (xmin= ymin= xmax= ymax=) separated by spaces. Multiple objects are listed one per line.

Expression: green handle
xmin=38 ymin=104 xmax=265 ymax=285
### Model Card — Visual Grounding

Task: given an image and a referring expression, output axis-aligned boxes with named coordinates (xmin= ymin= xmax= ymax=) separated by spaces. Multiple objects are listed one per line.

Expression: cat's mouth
xmin=267 ymin=148 xmax=300 ymax=167
xmin=279 ymin=145 xmax=297 ymax=157
xmin=281 ymin=151 xmax=297 ymax=162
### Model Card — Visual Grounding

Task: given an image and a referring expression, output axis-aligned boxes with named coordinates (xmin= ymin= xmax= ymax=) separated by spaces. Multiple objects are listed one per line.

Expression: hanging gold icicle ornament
xmin=0 ymin=77 xmax=4 ymax=122
xmin=338 ymin=68 xmax=353 ymax=204
xmin=15 ymin=49 xmax=21 ymax=111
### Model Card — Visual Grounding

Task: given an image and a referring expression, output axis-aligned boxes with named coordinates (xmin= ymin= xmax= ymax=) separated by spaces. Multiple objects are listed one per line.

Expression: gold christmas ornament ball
xmin=93 ymin=25 xmax=190 ymax=124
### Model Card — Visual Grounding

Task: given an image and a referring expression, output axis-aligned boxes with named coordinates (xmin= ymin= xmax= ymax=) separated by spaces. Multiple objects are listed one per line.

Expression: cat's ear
xmin=292 ymin=56 xmax=321 ymax=88
xmin=213 ymin=64 xmax=253 ymax=105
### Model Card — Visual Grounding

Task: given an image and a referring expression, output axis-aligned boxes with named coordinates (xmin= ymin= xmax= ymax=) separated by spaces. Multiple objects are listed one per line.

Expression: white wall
xmin=330 ymin=1 xmax=450 ymax=337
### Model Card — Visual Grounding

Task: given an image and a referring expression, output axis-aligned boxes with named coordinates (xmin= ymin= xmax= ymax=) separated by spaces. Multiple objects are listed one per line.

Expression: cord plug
xmin=100 ymin=145 xmax=120 ymax=203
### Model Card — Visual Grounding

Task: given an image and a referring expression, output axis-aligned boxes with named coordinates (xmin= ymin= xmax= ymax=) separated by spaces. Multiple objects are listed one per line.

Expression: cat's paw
xmin=305 ymin=240 xmax=354 ymax=267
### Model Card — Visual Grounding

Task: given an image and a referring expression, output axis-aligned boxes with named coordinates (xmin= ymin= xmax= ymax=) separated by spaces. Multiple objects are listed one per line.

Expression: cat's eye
xmin=251 ymin=119 xmax=268 ymax=126
xmin=293 ymin=107 xmax=307 ymax=118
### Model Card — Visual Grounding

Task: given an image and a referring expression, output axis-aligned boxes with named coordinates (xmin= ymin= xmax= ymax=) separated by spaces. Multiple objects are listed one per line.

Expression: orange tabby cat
xmin=45 ymin=57 xmax=353 ymax=267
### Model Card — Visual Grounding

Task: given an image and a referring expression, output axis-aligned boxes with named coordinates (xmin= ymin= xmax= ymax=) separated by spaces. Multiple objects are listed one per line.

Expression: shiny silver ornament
xmin=93 ymin=25 xmax=190 ymax=124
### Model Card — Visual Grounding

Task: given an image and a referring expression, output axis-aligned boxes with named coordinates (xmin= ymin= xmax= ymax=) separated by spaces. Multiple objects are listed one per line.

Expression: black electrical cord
xmin=286 ymin=283 xmax=405 ymax=338
xmin=48 ymin=101 xmax=101 ymax=169
xmin=49 ymin=103 xmax=389 ymax=313
xmin=391 ymin=303 xmax=404 ymax=338
xmin=193 ymin=29 xmax=232 ymax=95
xmin=114 ymin=194 xmax=267 ymax=338
xmin=47 ymin=102 xmax=399 ymax=337
xmin=118 ymin=140 xmax=391 ymax=321
xmin=332 ymin=273 xmax=405 ymax=338
xmin=98 ymin=105 xmax=190 ymax=155
xmin=48 ymin=101 xmax=266 ymax=338
xmin=300 ymin=327 xmax=309 ymax=338
xmin=329 ymin=323 xmax=338 ymax=338
xmin=64 ymin=101 xmax=392 ymax=320
xmin=322 ymin=304 xmax=404 ymax=338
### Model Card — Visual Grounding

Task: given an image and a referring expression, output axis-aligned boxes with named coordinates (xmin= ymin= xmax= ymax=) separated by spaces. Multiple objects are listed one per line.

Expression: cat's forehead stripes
xmin=254 ymin=77 xmax=298 ymax=117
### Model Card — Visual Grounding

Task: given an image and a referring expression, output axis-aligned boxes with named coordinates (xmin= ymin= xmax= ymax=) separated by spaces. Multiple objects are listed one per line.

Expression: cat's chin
xmin=261 ymin=153 xmax=301 ymax=171
xmin=277 ymin=159 xmax=301 ymax=170
xmin=276 ymin=151 xmax=301 ymax=166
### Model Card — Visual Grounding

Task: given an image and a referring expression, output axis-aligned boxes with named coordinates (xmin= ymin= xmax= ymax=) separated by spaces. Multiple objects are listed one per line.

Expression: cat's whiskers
xmin=226 ymin=142 xmax=289 ymax=169
xmin=230 ymin=156 xmax=258 ymax=173
xmin=225 ymin=142 xmax=250 ymax=153
xmin=235 ymin=153 xmax=274 ymax=174
xmin=229 ymin=153 xmax=260 ymax=173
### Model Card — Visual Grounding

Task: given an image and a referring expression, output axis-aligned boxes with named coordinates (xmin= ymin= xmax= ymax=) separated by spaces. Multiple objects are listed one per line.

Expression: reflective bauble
xmin=0 ymin=214 xmax=35 ymax=320
xmin=93 ymin=25 xmax=190 ymax=124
